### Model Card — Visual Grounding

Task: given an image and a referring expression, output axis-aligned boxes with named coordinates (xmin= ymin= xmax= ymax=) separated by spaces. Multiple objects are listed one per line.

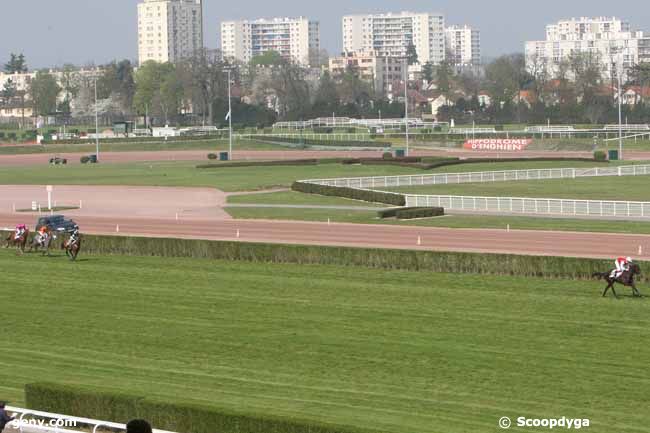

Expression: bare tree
xmin=180 ymin=49 xmax=229 ymax=124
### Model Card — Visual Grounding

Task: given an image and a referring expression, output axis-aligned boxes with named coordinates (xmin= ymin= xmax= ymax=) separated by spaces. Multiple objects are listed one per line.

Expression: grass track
xmin=2 ymin=250 xmax=650 ymax=432
xmin=0 ymin=163 xmax=421 ymax=192
xmin=0 ymin=139 xmax=289 ymax=155
xmin=383 ymin=175 xmax=650 ymax=202
xmin=224 ymin=207 xmax=650 ymax=234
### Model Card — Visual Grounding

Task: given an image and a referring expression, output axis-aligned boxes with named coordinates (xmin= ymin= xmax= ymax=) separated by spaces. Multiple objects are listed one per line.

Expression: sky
xmin=1 ymin=0 xmax=650 ymax=69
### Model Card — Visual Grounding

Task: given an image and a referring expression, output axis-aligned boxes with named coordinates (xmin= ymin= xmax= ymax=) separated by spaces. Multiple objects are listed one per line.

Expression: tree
xmin=250 ymin=51 xmax=285 ymax=67
xmin=436 ymin=60 xmax=454 ymax=104
xmin=133 ymin=61 xmax=180 ymax=124
xmin=97 ymin=60 xmax=136 ymax=112
xmin=311 ymin=71 xmax=339 ymax=117
xmin=568 ymin=51 xmax=603 ymax=108
xmin=4 ymin=53 xmax=28 ymax=73
xmin=484 ymin=54 xmax=529 ymax=121
xmin=630 ymin=62 xmax=650 ymax=104
xmin=28 ymin=71 xmax=61 ymax=116
xmin=422 ymin=62 xmax=435 ymax=83
xmin=179 ymin=49 xmax=228 ymax=124
xmin=405 ymin=42 xmax=418 ymax=65
xmin=336 ymin=64 xmax=372 ymax=108
xmin=268 ymin=61 xmax=311 ymax=120
xmin=1 ymin=78 xmax=17 ymax=101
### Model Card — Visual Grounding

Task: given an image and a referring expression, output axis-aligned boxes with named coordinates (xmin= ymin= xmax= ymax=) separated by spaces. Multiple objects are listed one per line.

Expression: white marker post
xmin=46 ymin=185 xmax=53 ymax=210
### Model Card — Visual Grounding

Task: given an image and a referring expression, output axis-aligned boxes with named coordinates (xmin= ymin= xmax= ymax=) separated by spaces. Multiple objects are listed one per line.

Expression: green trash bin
xmin=395 ymin=149 xmax=406 ymax=158
xmin=219 ymin=152 xmax=229 ymax=161
xmin=608 ymin=150 xmax=619 ymax=161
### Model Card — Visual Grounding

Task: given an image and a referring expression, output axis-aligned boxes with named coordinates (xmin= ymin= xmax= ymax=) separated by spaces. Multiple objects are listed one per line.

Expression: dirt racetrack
xmin=1 ymin=212 xmax=647 ymax=260
xmin=1 ymin=183 xmax=648 ymax=259
xmin=3 ymin=148 xmax=650 ymax=167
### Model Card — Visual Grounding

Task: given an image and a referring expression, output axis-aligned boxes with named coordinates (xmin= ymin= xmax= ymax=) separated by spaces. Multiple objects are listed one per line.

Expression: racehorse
xmin=4 ymin=229 xmax=29 ymax=254
xmin=28 ymin=231 xmax=56 ymax=256
xmin=593 ymin=262 xmax=643 ymax=298
xmin=62 ymin=235 xmax=81 ymax=261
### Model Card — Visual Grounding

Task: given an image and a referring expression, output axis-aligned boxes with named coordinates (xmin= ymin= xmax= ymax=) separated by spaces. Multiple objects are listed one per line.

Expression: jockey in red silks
xmin=14 ymin=224 xmax=27 ymax=240
xmin=612 ymin=256 xmax=633 ymax=279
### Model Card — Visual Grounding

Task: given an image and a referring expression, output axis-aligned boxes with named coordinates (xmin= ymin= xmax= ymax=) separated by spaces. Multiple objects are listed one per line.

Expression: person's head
xmin=0 ymin=401 xmax=6 ymax=408
xmin=126 ymin=419 xmax=152 ymax=433
xmin=627 ymin=257 xmax=633 ymax=263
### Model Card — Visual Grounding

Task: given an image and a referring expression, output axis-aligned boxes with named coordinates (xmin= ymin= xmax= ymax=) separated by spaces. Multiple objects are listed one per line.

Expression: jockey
xmin=14 ymin=224 xmax=26 ymax=240
xmin=67 ymin=225 xmax=80 ymax=247
xmin=37 ymin=226 xmax=49 ymax=245
xmin=612 ymin=256 xmax=633 ymax=279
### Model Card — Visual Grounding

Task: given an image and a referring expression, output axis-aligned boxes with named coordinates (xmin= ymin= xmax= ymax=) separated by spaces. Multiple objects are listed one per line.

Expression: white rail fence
xmin=404 ymin=195 xmax=650 ymax=218
xmin=299 ymin=164 xmax=650 ymax=219
xmin=6 ymin=406 xmax=177 ymax=433
xmin=304 ymin=164 xmax=650 ymax=190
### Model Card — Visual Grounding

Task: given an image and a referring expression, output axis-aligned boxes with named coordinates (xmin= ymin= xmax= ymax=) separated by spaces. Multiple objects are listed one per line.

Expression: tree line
xmin=2 ymin=50 xmax=650 ymax=127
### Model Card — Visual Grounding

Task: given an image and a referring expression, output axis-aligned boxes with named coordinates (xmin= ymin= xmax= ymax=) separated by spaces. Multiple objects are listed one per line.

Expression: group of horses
xmin=4 ymin=228 xmax=81 ymax=261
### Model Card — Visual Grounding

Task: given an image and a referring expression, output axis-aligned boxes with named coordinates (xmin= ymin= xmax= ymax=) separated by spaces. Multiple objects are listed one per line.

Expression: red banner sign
xmin=464 ymin=139 xmax=532 ymax=152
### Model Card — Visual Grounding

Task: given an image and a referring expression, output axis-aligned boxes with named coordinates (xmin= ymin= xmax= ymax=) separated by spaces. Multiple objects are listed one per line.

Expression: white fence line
xmin=6 ymin=406 xmax=178 ymax=433
xmin=298 ymin=164 xmax=650 ymax=220
xmin=404 ymin=195 xmax=650 ymax=218
xmin=304 ymin=164 xmax=650 ymax=189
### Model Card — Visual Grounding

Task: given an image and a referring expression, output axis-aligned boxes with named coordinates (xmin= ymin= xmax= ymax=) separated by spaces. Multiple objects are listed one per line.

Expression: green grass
xmin=227 ymin=191 xmax=385 ymax=207
xmin=0 ymin=162 xmax=421 ymax=192
xmin=426 ymin=160 xmax=638 ymax=173
xmin=2 ymin=250 xmax=650 ymax=432
xmin=0 ymin=138 xmax=292 ymax=155
xmin=225 ymin=207 xmax=650 ymax=234
xmin=383 ymin=175 xmax=650 ymax=201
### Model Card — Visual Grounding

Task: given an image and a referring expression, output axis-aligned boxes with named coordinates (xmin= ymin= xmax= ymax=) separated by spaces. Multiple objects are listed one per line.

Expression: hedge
xmin=377 ymin=207 xmax=444 ymax=219
xmin=41 ymin=134 xmax=226 ymax=145
xmin=341 ymin=157 xmax=422 ymax=165
xmin=249 ymin=135 xmax=390 ymax=148
xmin=395 ymin=207 xmax=444 ymax=219
xmin=422 ymin=157 xmax=607 ymax=170
xmin=197 ymin=159 xmax=318 ymax=169
xmin=25 ymin=383 xmax=375 ymax=433
xmin=292 ymin=181 xmax=406 ymax=206
xmin=0 ymin=231 xmax=641 ymax=281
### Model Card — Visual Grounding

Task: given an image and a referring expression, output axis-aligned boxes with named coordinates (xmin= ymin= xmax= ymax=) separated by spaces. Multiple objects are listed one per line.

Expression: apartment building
xmin=328 ymin=51 xmax=407 ymax=95
xmin=342 ymin=12 xmax=445 ymax=65
xmin=137 ymin=0 xmax=203 ymax=64
xmin=525 ymin=17 xmax=650 ymax=78
xmin=221 ymin=17 xmax=320 ymax=66
xmin=445 ymin=25 xmax=481 ymax=68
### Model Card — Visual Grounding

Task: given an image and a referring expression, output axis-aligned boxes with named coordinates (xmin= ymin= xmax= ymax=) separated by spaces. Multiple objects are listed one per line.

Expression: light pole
xmin=404 ymin=72 xmax=409 ymax=157
xmin=616 ymin=54 xmax=624 ymax=160
xmin=227 ymin=69 xmax=233 ymax=159
xmin=94 ymin=76 xmax=100 ymax=162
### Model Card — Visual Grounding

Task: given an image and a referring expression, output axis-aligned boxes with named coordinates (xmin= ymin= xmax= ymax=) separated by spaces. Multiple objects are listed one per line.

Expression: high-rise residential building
xmin=525 ymin=17 xmax=650 ymax=78
xmin=328 ymin=51 xmax=407 ymax=96
xmin=221 ymin=17 xmax=320 ymax=66
xmin=342 ymin=12 xmax=446 ymax=65
xmin=137 ymin=0 xmax=203 ymax=64
xmin=445 ymin=25 xmax=481 ymax=68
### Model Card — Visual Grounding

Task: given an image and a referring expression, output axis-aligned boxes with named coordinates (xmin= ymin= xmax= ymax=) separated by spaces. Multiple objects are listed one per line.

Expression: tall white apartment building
xmin=221 ymin=17 xmax=320 ymax=66
xmin=525 ymin=17 xmax=650 ymax=78
xmin=445 ymin=25 xmax=480 ymax=67
xmin=342 ymin=12 xmax=445 ymax=65
xmin=137 ymin=0 xmax=203 ymax=64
